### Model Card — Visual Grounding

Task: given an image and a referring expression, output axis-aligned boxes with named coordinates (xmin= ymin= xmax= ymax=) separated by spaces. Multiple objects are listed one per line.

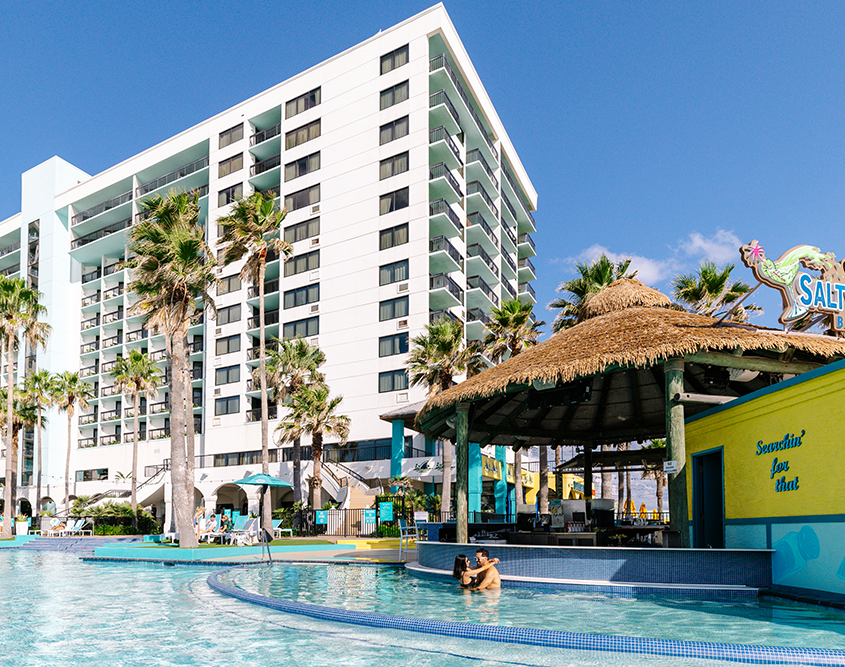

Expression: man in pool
xmin=471 ymin=548 xmax=501 ymax=590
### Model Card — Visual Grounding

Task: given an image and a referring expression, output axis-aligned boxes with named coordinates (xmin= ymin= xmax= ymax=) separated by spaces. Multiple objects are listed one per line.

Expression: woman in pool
xmin=452 ymin=554 xmax=500 ymax=588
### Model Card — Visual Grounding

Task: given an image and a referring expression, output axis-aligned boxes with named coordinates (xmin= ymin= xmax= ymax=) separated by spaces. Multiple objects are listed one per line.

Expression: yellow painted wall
xmin=685 ymin=364 xmax=845 ymax=521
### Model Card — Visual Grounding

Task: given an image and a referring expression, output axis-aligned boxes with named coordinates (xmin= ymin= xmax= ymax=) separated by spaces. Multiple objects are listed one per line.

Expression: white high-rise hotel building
xmin=1 ymin=5 xmax=537 ymax=517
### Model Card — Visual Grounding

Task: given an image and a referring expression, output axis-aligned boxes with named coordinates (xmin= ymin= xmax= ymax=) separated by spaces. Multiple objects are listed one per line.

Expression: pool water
xmin=225 ymin=564 xmax=845 ymax=651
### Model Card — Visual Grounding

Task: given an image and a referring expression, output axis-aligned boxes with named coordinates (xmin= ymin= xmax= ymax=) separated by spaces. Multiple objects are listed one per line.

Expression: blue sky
xmin=2 ymin=1 xmax=845 ymax=330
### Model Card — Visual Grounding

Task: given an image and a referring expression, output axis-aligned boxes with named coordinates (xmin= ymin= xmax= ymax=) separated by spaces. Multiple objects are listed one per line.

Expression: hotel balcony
xmin=149 ymin=427 xmax=170 ymax=440
xmin=501 ymin=193 xmax=518 ymax=227
xmin=72 ymin=190 xmax=132 ymax=227
xmin=247 ymin=310 xmax=280 ymax=338
xmin=125 ymin=328 xmax=149 ymax=344
xmin=518 ymin=256 xmax=536 ymax=282
xmin=103 ymin=261 xmax=124 ymax=279
xmin=466 ymin=149 xmax=498 ymax=194
xmin=124 ymin=405 xmax=147 ymax=418
xmin=429 ymin=273 xmax=464 ymax=310
xmin=78 ymin=437 xmax=96 ymax=448
xmin=429 ymin=199 xmax=463 ymax=240
xmin=100 ymin=385 xmax=121 ymax=398
xmin=518 ymin=233 xmax=536 ymax=259
xmin=465 ymin=307 xmax=492 ymax=341
xmin=466 ymin=181 xmax=499 ymax=220
xmin=81 ymin=267 xmax=102 ymax=284
xmin=429 ymin=126 xmax=463 ymax=171
xmin=466 ymin=212 xmax=498 ymax=256
xmin=103 ymin=283 xmax=124 ymax=301
xmin=246 ymin=405 xmax=278 ymax=422
xmin=102 ymin=308 xmax=123 ymax=325
xmin=466 ymin=275 xmax=499 ymax=310
xmin=246 ymin=339 xmax=279 ymax=364
xmin=81 ymin=314 xmax=100 ymax=332
xmin=149 ymin=349 xmax=167 ymax=363
xmin=518 ymin=282 xmax=537 ymax=305
xmin=100 ymin=408 xmax=122 ymax=423
xmin=80 ymin=362 xmax=99 ymax=379
xmin=501 ymin=249 xmax=518 ymax=281
xmin=501 ymin=223 xmax=517 ymax=253
xmin=429 ymin=90 xmax=461 ymax=136
xmin=136 ymin=155 xmax=209 ymax=199
xmin=149 ymin=401 xmax=170 ymax=416
xmin=429 ymin=235 xmax=463 ymax=274
xmin=249 ymin=153 xmax=282 ymax=192
xmin=71 ymin=216 xmax=132 ymax=251
xmin=249 ymin=120 xmax=282 ymax=162
xmin=501 ymin=279 xmax=517 ymax=304
xmin=100 ymin=359 xmax=118 ymax=374
xmin=247 ymin=278 xmax=280 ymax=310
xmin=79 ymin=411 xmax=98 ymax=426
xmin=102 ymin=332 xmax=123 ymax=350
xmin=501 ymin=165 xmax=536 ymax=233
xmin=429 ymin=309 xmax=462 ymax=325
xmin=429 ymin=162 xmax=463 ymax=204
xmin=81 ymin=340 xmax=100 ymax=355
xmin=123 ymin=431 xmax=147 ymax=443
xmin=467 ymin=244 xmax=499 ymax=285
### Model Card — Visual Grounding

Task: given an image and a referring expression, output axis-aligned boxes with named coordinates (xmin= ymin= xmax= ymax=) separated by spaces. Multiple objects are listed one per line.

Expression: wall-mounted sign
xmin=663 ymin=460 xmax=679 ymax=474
xmin=740 ymin=240 xmax=845 ymax=330
xmin=363 ymin=509 xmax=376 ymax=524
xmin=379 ymin=501 xmax=394 ymax=522
xmin=315 ymin=510 xmax=328 ymax=524
xmin=754 ymin=430 xmax=805 ymax=493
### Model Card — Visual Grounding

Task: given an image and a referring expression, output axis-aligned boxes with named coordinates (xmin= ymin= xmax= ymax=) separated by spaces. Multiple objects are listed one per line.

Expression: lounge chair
xmin=44 ymin=518 xmax=67 ymax=537
xmin=272 ymin=519 xmax=293 ymax=538
xmin=397 ymin=518 xmax=417 ymax=561
xmin=230 ymin=518 xmax=259 ymax=546
xmin=64 ymin=518 xmax=93 ymax=537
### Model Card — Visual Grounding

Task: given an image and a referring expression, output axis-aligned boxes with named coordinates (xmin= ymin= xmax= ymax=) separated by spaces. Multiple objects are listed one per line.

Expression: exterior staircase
xmin=18 ymin=536 xmax=142 ymax=555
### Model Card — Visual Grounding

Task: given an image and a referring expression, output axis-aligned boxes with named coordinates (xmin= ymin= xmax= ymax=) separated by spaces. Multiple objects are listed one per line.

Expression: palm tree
xmin=0 ymin=388 xmax=40 ymax=520
xmin=52 ymin=372 xmax=95 ymax=513
xmin=275 ymin=383 xmax=350 ymax=508
xmin=262 ymin=337 xmax=325 ymax=504
xmin=111 ymin=350 xmax=163 ymax=522
xmin=22 ymin=370 xmax=53 ymax=522
xmin=217 ymin=192 xmax=292 ymax=534
xmin=671 ymin=261 xmax=760 ymax=322
xmin=548 ymin=255 xmax=637 ymax=332
xmin=126 ymin=190 xmax=218 ymax=548
xmin=483 ymin=298 xmax=545 ymax=363
xmin=0 ymin=276 xmax=50 ymax=538
xmin=641 ymin=439 xmax=667 ymax=517
xmin=407 ymin=319 xmax=483 ymax=517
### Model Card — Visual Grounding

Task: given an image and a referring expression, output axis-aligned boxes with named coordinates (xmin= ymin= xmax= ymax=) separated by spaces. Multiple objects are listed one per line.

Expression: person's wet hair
xmin=452 ymin=554 xmax=469 ymax=580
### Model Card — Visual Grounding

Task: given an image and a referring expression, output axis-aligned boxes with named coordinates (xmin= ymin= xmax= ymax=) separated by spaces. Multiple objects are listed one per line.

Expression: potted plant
xmin=15 ymin=514 xmax=29 ymax=536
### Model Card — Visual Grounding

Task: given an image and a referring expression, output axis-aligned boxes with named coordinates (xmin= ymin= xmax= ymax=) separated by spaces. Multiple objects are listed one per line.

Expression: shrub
xmin=378 ymin=525 xmax=400 ymax=538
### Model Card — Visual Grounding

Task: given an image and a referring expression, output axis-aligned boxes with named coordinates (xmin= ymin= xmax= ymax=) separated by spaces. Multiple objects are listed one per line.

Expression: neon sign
xmin=740 ymin=240 xmax=845 ymax=331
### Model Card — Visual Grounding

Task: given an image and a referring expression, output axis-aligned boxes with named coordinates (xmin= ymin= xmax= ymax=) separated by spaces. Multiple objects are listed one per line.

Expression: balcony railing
xmin=188 ymin=340 xmax=204 ymax=353
xmin=246 ymin=405 xmax=278 ymax=422
xmin=81 ymin=340 xmax=100 ymax=353
xmin=519 ymin=257 xmax=536 ymax=275
xmin=0 ymin=264 xmax=19 ymax=277
xmin=79 ymin=412 xmax=98 ymax=426
xmin=466 ymin=149 xmax=498 ymax=190
xmin=466 ymin=181 xmax=499 ymax=219
xmin=82 ymin=268 xmax=102 ymax=283
xmin=429 ymin=90 xmax=460 ymax=126
xmin=100 ymin=385 xmax=121 ymax=397
xmin=429 ymin=126 xmax=462 ymax=164
xmin=429 ymin=162 xmax=463 ymax=199
xmin=502 ymin=194 xmax=518 ymax=222
xmin=250 ymin=123 xmax=281 ymax=146
xmin=81 ymin=315 xmax=100 ymax=331
xmin=502 ymin=224 xmax=517 ymax=247
xmin=81 ymin=291 xmax=101 ymax=307
xmin=149 ymin=401 xmax=170 ymax=415
xmin=467 ymin=244 xmax=499 ymax=278
xmin=467 ymin=212 xmax=498 ymax=249
xmin=71 ymin=217 xmax=133 ymax=250
xmin=78 ymin=437 xmax=96 ymax=448
xmin=100 ymin=360 xmax=118 ymax=374
xmin=429 ymin=273 xmax=464 ymax=303
xmin=429 ymin=54 xmax=498 ymax=161
xmin=519 ymin=282 xmax=537 ymax=299
xmin=502 ymin=279 xmax=517 ymax=298
xmin=80 ymin=364 xmax=99 ymax=379
xmin=103 ymin=284 xmax=124 ymax=300
xmin=247 ymin=310 xmax=280 ymax=329
xmin=0 ymin=240 xmax=21 ymax=259
xmin=125 ymin=405 xmax=147 ymax=417
xmin=467 ymin=275 xmax=499 ymax=306
xmin=137 ymin=156 xmax=209 ymax=197
xmin=123 ymin=431 xmax=147 ymax=443
xmin=103 ymin=262 xmax=122 ymax=277
xmin=467 ymin=308 xmax=492 ymax=325
xmin=429 ymin=235 xmax=463 ymax=268
xmin=518 ymin=233 xmax=536 ymax=251
xmin=429 ymin=199 xmax=463 ymax=234
xmin=102 ymin=333 xmax=123 ymax=349
xmin=429 ymin=309 xmax=461 ymax=324
xmin=247 ymin=340 xmax=278 ymax=361
xmin=149 ymin=427 xmax=170 ymax=440
xmin=72 ymin=191 xmax=132 ymax=226
xmin=191 ymin=366 xmax=203 ymax=380
xmin=102 ymin=309 xmax=123 ymax=325
xmin=502 ymin=251 xmax=517 ymax=273
xmin=250 ymin=153 xmax=281 ymax=177
xmin=126 ymin=328 xmax=148 ymax=342
xmin=502 ymin=165 xmax=536 ymax=226
xmin=247 ymin=279 xmax=280 ymax=299
xmin=100 ymin=409 xmax=121 ymax=421
xmin=149 ymin=349 xmax=167 ymax=362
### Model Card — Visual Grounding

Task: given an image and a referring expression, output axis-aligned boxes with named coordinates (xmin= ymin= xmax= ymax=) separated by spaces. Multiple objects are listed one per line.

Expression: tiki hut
xmin=415 ymin=279 xmax=845 ymax=544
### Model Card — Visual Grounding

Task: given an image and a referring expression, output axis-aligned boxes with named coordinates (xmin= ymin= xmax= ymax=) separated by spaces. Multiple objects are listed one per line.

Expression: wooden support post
xmin=583 ymin=442 xmax=593 ymax=524
xmin=455 ymin=402 xmax=470 ymax=544
xmin=665 ymin=358 xmax=690 ymax=547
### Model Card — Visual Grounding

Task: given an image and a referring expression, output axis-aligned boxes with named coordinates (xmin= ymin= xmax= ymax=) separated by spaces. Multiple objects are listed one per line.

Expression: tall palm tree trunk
xmin=258 ymin=257 xmax=271 ymax=534
xmin=2 ymin=335 xmax=13 ymax=537
xmin=600 ymin=443 xmax=613 ymax=499
xmin=554 ymin=446 xmax=561 ymax=500
xmin=170 ymin=333 xmax=197 ymax=548
xmin=35 ymin=408 xmax=42 ymax=525
xmin=311 ymin=432 xmax=323 ymax=508
xmin=131 ymin=388 xmax=139 ymax=529
xmin=656 ymin=473 xmax=665 ymax=516
xmin=514 ymin=448 xmax=523 ymax=507
xmin=65 ymin=407 xmax=72 ymax=513
xmin=538 ymin=446 xmax=549 ymax=514
xmin=185 ymin=367 xmax=196 ymax=510
xmin=625 ymin=469 xmax=632 ymax=518
xmin=292 ymin=435 xmax=302 ymax=504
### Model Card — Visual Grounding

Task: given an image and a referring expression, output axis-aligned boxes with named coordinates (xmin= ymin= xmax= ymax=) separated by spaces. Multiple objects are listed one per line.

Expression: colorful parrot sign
xmin=740 ymin=240 xmax=845 ymax=331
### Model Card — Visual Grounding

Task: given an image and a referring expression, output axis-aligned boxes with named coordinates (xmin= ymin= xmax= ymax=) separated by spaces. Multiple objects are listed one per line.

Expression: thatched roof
xmin=415 ymin=283 xmax=845 ymax=447
xmin=582 ymin=279 xmax=672 ymax=319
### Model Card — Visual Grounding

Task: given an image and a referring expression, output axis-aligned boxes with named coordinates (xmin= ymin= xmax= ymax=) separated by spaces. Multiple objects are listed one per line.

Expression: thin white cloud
xmin=680 ymin=229 xmax=743 ymax=264
xmin=570 ymin=244 xmax=679 ymax=285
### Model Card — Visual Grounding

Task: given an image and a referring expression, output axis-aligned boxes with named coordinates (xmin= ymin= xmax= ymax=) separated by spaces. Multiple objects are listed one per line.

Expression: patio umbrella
xmin=236 ymin=474 xmax=292 ymax=562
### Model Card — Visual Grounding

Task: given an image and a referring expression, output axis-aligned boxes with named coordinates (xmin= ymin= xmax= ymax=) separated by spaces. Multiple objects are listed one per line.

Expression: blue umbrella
xmin=235 ymin=474 xmax=292 ymax=562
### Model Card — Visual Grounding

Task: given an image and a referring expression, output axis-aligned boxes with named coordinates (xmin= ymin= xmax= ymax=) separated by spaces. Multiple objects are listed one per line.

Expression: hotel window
xmin=284 ymin=184 xmax=320 ymax=212
xmin=379 ymin=116 xmax=409 ymax=145
xmin=215 ymin=365 xmax=240 ymax=386
xmin=216 ymin=304 xmax=241 ymax=325
xmin=285 ymin=119 xmax=321 ymax=150
xmin=284 ymin=284 xmax=320 ymax=310
xmin=379 ymin=333 xmax=409 ymax=357
xmin=380 ymin=45 xmax=409 ymax=75
xmin=214 ymin=396 xmax=240 ymax=416
xmin=379 ymin=260 xmax=408 ymax=286
xmin=379 ymin=187 xmax=409 ymax=215
xmin=379 ymin=296 xmax=409 ymax=321
xmin=218 ymin=183 xmax=243 ymax=207
xmin=379 ymin=369 xmax=409 ymax=393
xmin=218 ymin=153 xmax=243 ymax=178
xmin=283 ymin=316 xmax=319 ymax=339
xmin=379 ymin=152 xmax=409 ymax=180
xmin=379 ymin=223 xmax=408 ymax=250
xmin=215 ymin=334 xmax=241 ymax=355
xmin=284 ymin=218 xmax=320 ymax=244
xmin=285 ymin=152 xmax=320 ymax=182
xmin=284 ymin=250 xmax=320 ymax=277
xmin=75 ymin=468 xmax=109 ymax=482
xmin=380 ymin=80 xmax=409 ymax=110
xmin=217 ymin=275 xmax=241 ymax=296
xmin=219 ymin=124 xmax=244 ymax=148
xmin=285 ymin=87 xmax=321 ymax=119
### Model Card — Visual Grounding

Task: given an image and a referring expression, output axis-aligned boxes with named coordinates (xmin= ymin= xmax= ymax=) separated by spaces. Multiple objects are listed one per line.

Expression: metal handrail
xmin=0 ymin=240 xmax=21 ymax=258
xmin=250 ymin=122 xmax=281 ymax=146
xmin=429 ymin=310 xmax=461 ymax=324
xmin=501 ymin=194 xmax=518 ymax=222
xmin=502 ymin=164 xmax=536 ymax=225
xmin=502 ymin=224 xmax=517 ymax=246
xmin=429 ymin=162 xmax=463 ymax=199
xmin=519 ymin=257 xmax=536 ymax=274
xmin=467 ymin=308 xmax=492 ymax=325
xmin=71 ymin=217 xmax=132 ymax=249
xmin=82 ymin=268 xmax=102 ymax=283
xmin=102 ymin=333 xmax=123 ymax=348
xmin=429 ymin=126 xmax=462 ymax=164
xmin=247 ymin=279 xmax=279 ymax=298
xmin=103 ymin=262 xmax=122 ymax=276
xmin=247 ymin=310 xmax=279 ymax=328
xmin=246 ymin=406 xmax=278 ymax=422
xmin=466 ymin=149 xmax=498 ymax=190
xmin=502 ymin=251 xmax=517 ymax=272
xmin=466 ymin=181 xmax=499 ymax=219
xmin=136 ymin=155 xmax=209 ymax=196
xmin=81 ymin=340 xmax=100 ymax=353
xmin=429 ymin=199 xmax=463 ymax=233
xmin=81 ymin=315 xmax=100 ymax=330
xmin=467 ymin=212 xmax=498 ymax=248
xmin=502 ymin=279 xmax=516 ymax=298
xmin=250 ymin=153 xmax=281 ymax=177
xmin=103 ymin=284 xmax=124 ymax=299
xmin=429 ymin=235 xmax=463 ymax=268
xmin=467 ymin=275 xmax=499 ymax=306
xmin=467 ymin=244 xmax=499 ymax=278
xmin=72 ymin=191 xmax=132 ymax=226
xmin=102 ymin=309 xmax=123 ymax=324
xmin=518 ymin=233 xmax=536 ymax=251
xmin=429 ymin=90 xmax=460 ymax=126
xmin=519 ymin=282 xmax=537 ymax=298
xmin=429 ymin=273 xmax=464 ymax=303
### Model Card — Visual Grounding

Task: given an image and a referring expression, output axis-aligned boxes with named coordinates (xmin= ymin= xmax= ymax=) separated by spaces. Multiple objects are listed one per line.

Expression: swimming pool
xmin=2 ymin=552 xmax=843 ymax=666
